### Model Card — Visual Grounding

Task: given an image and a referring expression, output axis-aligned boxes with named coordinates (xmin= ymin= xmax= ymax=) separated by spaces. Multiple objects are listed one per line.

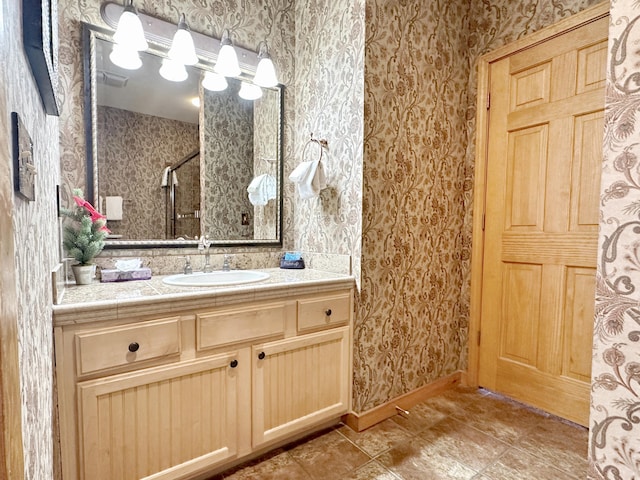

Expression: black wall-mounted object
xmin=23 ymin=0 xmax=60 ymax=116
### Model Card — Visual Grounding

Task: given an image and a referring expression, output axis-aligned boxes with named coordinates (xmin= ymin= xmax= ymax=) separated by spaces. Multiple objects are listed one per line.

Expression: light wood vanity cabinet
xmin=55 ymin=286 xmax=353 ymax=480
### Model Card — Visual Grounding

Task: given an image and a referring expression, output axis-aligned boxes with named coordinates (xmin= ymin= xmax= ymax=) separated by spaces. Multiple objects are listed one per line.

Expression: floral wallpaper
xmin=292 ymin=0 xmax=365 ymax=270
xmin=201 ymin=85 xmax=255 ymax=240
xmin=97 ymin=105 xmax=198 ymax=239
xmin=1 ymin=0 xmax=60 ymax=477
xmin=357 ymin=0 xmax=470 ymax=412
xmin=589 ymin=1 xmax=640 ymax=477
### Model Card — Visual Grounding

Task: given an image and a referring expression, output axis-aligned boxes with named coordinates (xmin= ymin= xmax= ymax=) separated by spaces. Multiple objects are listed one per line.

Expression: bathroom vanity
xmin=53 ymin=269 xmax=354 ymax=480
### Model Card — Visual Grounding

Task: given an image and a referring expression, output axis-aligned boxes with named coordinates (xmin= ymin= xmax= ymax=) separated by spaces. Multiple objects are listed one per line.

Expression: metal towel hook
xmin=302 ymin=133 xmax=328 ymax=163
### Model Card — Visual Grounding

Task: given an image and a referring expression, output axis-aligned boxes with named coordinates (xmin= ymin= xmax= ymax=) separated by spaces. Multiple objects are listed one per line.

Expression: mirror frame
xmin=82 ymin=22 xmax=284 ymax=249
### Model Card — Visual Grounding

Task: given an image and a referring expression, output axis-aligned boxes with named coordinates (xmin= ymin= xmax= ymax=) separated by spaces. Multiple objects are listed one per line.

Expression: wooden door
xmin=477 ymin=13 xmax=607 ymax=426
xmin=252 ymin=327 xmax=350 ymax=448
xmin=78 ymin=354 xmax=238 ymax=480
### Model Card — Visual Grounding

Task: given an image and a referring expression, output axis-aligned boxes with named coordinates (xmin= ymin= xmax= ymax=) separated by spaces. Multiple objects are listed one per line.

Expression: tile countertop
xmin=53 ymin=268 xmax=356 ymax=326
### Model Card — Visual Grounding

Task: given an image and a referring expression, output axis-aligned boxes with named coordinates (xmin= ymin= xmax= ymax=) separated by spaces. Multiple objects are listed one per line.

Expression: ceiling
xmin=95 ymin=37 xmax=200 ymax=124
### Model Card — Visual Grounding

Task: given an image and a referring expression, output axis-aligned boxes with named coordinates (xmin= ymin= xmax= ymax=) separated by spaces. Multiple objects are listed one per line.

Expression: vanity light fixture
xmin=168 ymin=14 xmax=198 ymax=66
xmin=202 ymin=71 xmax=228 ymax=91
xmin=238 ymin=81 xmax=262 ymax=100
xmin=112 ymin=0 xmax=147 ymax=52
xmin=159 ymin=58 xmax=188 ymax=82
xmin=109 ymin=43 xmax=142 ymax=70
xmin=253 ymin=41 xmax=278 ymax=88
xmin=214 ymin=30 xmax=241 ymax=77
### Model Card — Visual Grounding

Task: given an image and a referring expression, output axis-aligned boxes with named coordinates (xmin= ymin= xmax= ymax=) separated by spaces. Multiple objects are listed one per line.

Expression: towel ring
xmin=302 ymin=134 xmax=328 ymax=163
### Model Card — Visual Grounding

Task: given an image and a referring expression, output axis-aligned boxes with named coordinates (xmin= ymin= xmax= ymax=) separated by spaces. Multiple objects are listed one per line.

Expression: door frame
xmin=467 ymin=1 xmax=610 ymax=387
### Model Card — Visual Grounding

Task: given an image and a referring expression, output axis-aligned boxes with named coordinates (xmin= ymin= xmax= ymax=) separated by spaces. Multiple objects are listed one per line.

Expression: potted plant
xmin=61 ymin=189 xmax=109 ymax=285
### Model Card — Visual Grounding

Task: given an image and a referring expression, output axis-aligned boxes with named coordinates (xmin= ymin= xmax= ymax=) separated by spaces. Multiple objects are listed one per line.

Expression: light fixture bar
xmin=101 ymin=1 xmax=259 ymax=74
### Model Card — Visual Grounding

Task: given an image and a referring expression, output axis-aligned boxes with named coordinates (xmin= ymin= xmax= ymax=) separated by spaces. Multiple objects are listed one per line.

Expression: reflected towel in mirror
xmin=288 ymin=159 xmax=326 ymax=199
xmin=105 ymin=196 xmax=123 ymax=220
xmin=161 ymin=167 xmax=179 ymax=187
xmin=247 ymin=173 xmax=276 ymax=206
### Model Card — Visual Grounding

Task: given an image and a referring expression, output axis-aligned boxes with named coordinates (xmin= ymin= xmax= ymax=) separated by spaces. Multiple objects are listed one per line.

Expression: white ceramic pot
xmin=71 ymin=264 xmax=96 ymax=285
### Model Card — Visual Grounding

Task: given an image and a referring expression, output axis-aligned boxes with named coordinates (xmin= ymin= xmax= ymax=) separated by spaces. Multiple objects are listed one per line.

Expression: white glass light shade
xmin=113 ymin=3 xmax=148 ymax=52
xmin=202 ymin=71 xmax=228 ymax=91
xmin=109 ymin=44 xmax=142 ymax=70
xmin=254 ymin=57 xmax=278 ymax=87
xmin=238 ymin=81 xmax=262 ymax=100
xmin=159 ymin=58 xmax=188 ymax=82
xmin=168 ymin=14 xmax=198 ymax=66
xmin=214 ymin=31 xmax=241 ymax=77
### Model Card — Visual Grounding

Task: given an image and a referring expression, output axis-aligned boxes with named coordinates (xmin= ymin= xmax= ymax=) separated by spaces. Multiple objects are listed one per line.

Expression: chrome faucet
xmin=183 ymin=256 xmax=193 ymax=275
xmin=198 ymin=235 xmax=212 ymax=273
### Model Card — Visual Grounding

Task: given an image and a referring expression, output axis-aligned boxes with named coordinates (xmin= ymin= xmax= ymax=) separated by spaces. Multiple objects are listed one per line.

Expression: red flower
xmin=73 ymin=195 xmax=106 ymax=222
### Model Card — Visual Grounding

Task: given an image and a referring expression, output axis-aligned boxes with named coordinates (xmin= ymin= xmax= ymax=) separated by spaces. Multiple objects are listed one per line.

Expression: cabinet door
xmin=252 ymin=326 xmax=350 ymax=448
xmin=78 ymin=354 xmax=239 ymax=480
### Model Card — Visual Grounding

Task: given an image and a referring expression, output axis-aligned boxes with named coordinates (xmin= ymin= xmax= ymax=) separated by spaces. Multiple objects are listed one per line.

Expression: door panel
xmin=478 ymin=15 xmax=607 ymax=426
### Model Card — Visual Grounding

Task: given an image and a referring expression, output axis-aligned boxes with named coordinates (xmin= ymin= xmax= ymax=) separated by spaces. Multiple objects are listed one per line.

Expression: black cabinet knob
xmin=230 ymin=359 xmax=238 ymax=368
xmin=325 ymin=309 xmax=332 ymax=316
xmin=128 ymin=342 xmax=140 ymax=353
xmin=258 ymin=352 xmax=266 ymax=360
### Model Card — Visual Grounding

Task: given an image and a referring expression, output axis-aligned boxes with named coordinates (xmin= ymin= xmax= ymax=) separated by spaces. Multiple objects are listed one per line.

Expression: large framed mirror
xmin=83 ymin=22 xmax=283 ymax=248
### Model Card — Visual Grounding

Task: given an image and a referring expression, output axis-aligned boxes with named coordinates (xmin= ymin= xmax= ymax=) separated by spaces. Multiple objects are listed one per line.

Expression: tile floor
xmin=210 ymin=386 xmax=588 ymax=480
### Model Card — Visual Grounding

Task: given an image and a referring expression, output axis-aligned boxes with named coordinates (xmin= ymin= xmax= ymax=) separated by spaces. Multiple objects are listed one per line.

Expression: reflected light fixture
xmin=253 ymin=41 xmax=278 ymax=88
xmin=202 ymin=71 xmax=228 ymax=91
xmin=214 ymin=29 xmax=241 ymax=77
xmin=109 ymin=44 xmax=142 ymax=70
xmin=159 ymin=58 xmax=188 ymax=82
xmin=238 ymin=81 xmax=262 ymax=100
xmin=113 ymin=0 xmax=148 ymax=52
xmin=168 ymin=14 xmax=198 ymax=66
xmin=190 ymin=97 xmax=201 ymax=108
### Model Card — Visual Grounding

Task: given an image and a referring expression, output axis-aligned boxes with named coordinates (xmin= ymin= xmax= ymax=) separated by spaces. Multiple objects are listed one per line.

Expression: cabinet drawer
xmin=75 ymin=317 xmax=181 ymax=376
xmin=297 ymin=292 xmax=351 ymax=332
xmin=197 ymin=302 xmax=286 ymax=351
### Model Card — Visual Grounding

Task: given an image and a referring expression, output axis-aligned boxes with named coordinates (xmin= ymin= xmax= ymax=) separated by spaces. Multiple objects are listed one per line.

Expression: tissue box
xmin=100 ymin=267 xmax=152 ymax=282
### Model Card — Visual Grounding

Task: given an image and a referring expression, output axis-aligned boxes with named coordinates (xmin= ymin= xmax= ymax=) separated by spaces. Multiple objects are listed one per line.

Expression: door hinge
xmin=477 ymin=330 xmax=481 ymax=346
xmin=486 ymin=92 xmax=491 ymax=110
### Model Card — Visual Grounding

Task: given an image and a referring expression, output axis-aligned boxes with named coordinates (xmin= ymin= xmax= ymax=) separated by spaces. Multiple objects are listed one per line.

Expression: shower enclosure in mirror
xmin=83 ymin=22 xmax=283 ymax=248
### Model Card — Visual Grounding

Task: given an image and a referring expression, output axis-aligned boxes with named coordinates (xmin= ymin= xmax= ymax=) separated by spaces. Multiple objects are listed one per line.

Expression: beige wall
xmin=1 ymin=0 xmax=61 ymax=476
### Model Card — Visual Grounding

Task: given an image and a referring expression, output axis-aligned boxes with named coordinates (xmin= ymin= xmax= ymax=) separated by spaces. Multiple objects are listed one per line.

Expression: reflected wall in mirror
xmin=85 ymin=24 xmax=283 ymax=247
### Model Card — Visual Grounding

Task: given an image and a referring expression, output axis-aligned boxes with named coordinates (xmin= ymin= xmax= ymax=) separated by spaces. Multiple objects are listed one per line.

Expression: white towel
xmin=105 ymin=196 xmax=123 ymax=221
xmin=288 ymin=159 xmax=326 ymax=199
xmin=161 ymin=167 xmax=179 ymax=187
xmin=247 ymin=174 xmax=276 ymax=206
xmin=161 ymin=167 xmax=171 ymax=187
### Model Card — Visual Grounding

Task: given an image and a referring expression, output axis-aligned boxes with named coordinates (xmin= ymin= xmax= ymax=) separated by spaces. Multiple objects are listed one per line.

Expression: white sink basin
xmin=163 ymin=270 xmax=270 ymax=287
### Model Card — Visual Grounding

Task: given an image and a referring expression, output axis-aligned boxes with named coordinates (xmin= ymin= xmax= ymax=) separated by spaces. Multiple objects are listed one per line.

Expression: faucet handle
xmin=222 ymin=254 xmax=233 ymax=271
